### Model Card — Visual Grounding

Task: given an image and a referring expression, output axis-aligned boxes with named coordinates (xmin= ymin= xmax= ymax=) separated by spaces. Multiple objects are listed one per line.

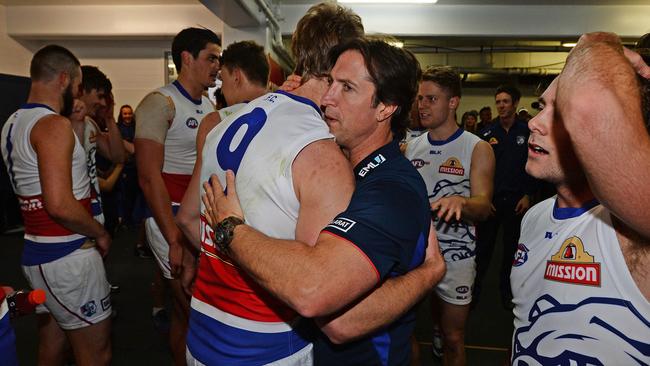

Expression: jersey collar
xmin=172 ymin=80 xmax=202 ymax=105
xmin=427 ymin=127 xmax=463 ymax=146
xmin=552 ymin=198 xmax=600 ymax=220
xmin=21 ymin=103 xmax=55 ymax=112
xmin=274 ymin=90 xmax=321 ymax=115
xmin=353 ymin=139 xmax=400 ymax=180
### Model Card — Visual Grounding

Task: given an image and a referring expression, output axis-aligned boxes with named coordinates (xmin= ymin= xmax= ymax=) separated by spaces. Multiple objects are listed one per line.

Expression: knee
xmin=442 ymin=329 xmax=465 ymax=350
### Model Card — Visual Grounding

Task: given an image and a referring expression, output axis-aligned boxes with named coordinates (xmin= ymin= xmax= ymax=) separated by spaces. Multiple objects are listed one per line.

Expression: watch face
xmin=214 ymin=230 xmax=226 ymax=244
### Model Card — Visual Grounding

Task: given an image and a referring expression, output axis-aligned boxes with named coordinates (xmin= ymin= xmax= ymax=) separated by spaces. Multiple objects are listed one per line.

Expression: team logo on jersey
xmin=456 ymin=285 xmax=469 ymax=294
xmin=438 ymin=157 xmax=465 ymax=176
xmin=410 ymin=159 xmax=429 ymax=169
xmin=185 ymin=117 xmax=199 ymax=129
xmin=326 ymin=217 xmax=356 ymax=233
xmin=544 ymin=236 xmax=601 ymax=286
xmin=80 ymin=300 xmax=97 ymax=317
xmin=513 ymin=243 xmax=529 ymax=267
xmin=516 ymin=135 xmax=526 ymax=145
xmin=488 ymin=137 xmax=499 ymax=145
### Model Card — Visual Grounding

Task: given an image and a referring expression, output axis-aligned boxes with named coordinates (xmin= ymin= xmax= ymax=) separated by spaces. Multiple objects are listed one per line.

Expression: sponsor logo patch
xmin=410 ymin=159 xmax=429 ymax=169
xmin=80 ymin=300 xmax=97 ymax=317
xmin=326 ymin=217 xmax=356 ymax=233
xmin=438 ymin=157 xmax=465 ymax=176
xmin=513 ymin=243 xmax=529 ymax=267
xmin=185 ymin=117 xmax=199 ymax=129
xmin=544 ymin=236 xmax=601 ymax=286
xmin=101 ymin=295 xmax=111 ymax=311
xmin=456 ymin=285 xmax=469 ymax=294
xmin=18 ymin=197 xmax=43 ymax=211
xmin=488 ymin=137 xmax=499 ymax=145
xmin=358 ymin=154 xmax=386 ymax=177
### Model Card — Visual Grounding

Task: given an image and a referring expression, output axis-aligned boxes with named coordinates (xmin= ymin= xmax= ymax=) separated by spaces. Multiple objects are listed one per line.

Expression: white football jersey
xmin=157 ymin=81 xmax=214 ymax=176
xmin=81 ymin=117 xmax=104 ymax=224
xmin=511 ymin=197 xmax=650 ymax=365
xmin=1 ymin=104 xmax=91 ymax=265
xmin=404 ymin=128 xmax=481 ymax=262
xmin=189 ymin=90 xmax=332 ymax=364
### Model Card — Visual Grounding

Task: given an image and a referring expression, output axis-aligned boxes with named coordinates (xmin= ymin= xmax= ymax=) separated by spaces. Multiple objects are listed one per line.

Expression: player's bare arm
xmin=202 ymin=139 xmax=387 ymax=317
xmin=135 ymin=92 xmax=186 ymax=276
xmin=94 ymin=93 xmax=126 ymax=164
xmin=177 ymin=111 xmax=222 ymax=250
xmin=316 ymin=224 xmax=446 ymax=344
xmin=32 ymin=115 xmax=111 ymax=255
xmin=556 ymin=32 xmax=650 ymax=238
xmin=431 ymin=140 xmax=495 ymax=222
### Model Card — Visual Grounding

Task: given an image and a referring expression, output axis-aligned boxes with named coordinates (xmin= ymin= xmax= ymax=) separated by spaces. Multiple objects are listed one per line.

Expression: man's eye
xmin=342 ymin=83 xmax=352 ymax=91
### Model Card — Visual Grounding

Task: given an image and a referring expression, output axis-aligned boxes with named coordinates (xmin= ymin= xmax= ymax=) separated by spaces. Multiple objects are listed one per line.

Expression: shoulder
xmin=522 ymin=196 xmax=555 ymax=225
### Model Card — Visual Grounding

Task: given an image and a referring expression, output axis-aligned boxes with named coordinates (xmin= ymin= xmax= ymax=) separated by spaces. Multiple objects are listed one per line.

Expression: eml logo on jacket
xmin=545 ymin=236 xmax=601 ymax=286
xmin=358 ymin=154 xmax=386 ymax=177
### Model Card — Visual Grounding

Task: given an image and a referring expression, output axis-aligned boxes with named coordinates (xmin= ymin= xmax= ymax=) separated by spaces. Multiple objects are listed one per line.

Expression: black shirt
xmin=480 ymin=118 xmax=537 ymax=199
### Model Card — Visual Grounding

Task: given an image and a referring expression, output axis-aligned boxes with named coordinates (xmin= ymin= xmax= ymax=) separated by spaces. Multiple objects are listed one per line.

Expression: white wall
xmin=0 ymin=5 xmax=32 ymax=77
xmin=1 ymin=4 xmax=224 ymax=111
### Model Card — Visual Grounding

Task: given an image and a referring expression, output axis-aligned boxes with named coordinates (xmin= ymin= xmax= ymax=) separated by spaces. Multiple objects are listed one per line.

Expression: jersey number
xmin=216 ymin=107 xmax=267 ymax=174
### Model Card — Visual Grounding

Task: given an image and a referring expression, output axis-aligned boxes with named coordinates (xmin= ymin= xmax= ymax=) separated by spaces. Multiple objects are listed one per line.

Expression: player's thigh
xmin=65 ymin=317 xmax=111 ymax=362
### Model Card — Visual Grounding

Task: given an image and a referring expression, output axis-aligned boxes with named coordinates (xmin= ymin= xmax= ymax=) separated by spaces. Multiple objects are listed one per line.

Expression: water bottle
xmin=6 ymin=289 xmax=46 ymax=318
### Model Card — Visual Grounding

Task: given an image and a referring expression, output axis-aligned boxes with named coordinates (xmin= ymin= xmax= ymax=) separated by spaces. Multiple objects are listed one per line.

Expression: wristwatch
xmin=211 ymin=216 xmax=245 ymax=253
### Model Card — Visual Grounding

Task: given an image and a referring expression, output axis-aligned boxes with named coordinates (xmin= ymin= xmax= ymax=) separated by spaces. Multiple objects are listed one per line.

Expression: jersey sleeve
xmin=322 ymin=179 xmax=429 ymax=280
xmin=134 ymin=91 xmax=175 ymax=144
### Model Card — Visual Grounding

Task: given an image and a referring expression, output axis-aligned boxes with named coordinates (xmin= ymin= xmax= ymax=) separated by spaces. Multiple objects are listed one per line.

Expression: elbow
xmin=44 ymin=199 xmax=68 ymax=222
xmin=319 ymin=320 xmax=357 ymax=345
xmin=290 ymin=284 xmax=330 ymax=319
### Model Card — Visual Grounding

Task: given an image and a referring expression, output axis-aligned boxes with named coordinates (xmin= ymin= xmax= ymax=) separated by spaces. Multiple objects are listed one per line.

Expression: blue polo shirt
xmin=480 ymin=118 xmax=538 ymax=199
xmin=314 ymin=139 xmax=430 ymax=366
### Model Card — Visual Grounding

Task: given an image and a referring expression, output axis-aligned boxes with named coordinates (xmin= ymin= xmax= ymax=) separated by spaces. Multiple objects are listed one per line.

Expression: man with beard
xmin=134 ymin=27 xmax=221 ymax=364
xmin=1 ymin=45 xmax=112 ymax=365
xmin=510 ymin=33 xmax=650 ymax=365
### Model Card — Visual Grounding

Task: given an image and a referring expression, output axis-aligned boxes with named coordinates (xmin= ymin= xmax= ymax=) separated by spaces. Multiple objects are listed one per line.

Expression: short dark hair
xmin=479 ymin=106 xmax=491 ymax=114
xmin=291 ymin=2 xmax=364 ymax=80
xmin=213 ymin=87 xmax=227 ymax=109
xmin=221 ymin=41 xmax=269 ymax=88
xmin=30 ymin=44 xmax=80 ymax=82
xmin=81 ymin=65 xmax=112 ymax=95
xmin=495 ymin=85 xmax=521 ymax=103
xmin=172 ymin=27 xmax=221 ymax=73
xmin=329 ymin=38 xmax=421 ymax=140
xmin=421 ymin=65 xmax=462 ymax=98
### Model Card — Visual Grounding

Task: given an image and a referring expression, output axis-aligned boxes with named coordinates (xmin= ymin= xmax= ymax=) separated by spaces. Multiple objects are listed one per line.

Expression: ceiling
xmin=3 ymin=0 xmax=650 ymax=4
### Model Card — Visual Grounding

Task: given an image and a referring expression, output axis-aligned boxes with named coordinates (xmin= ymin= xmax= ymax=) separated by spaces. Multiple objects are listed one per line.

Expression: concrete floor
xmin=1 ymin=226 xmax=513 ymax=365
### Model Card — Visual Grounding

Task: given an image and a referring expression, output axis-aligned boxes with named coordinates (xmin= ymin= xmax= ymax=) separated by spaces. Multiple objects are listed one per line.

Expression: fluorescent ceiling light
xmin=562 ymin=42 xmax=577 ymax=48
xmin=339 ymin=0 xmax=437 ymax=3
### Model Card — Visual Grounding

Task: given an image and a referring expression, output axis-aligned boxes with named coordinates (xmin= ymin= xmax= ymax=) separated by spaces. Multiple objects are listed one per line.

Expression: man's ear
xmin=376 ymin=102 xmax=398 ymax=123
xmin=57 ymin=71 xmax=73 ymax=94
xmin=449 ymin=96 xmax=460 ymax=110
xmin=181 ymin=50 xmax=193 ymax=69
xmin=233 ymin=67 xmax=242 ymax=85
